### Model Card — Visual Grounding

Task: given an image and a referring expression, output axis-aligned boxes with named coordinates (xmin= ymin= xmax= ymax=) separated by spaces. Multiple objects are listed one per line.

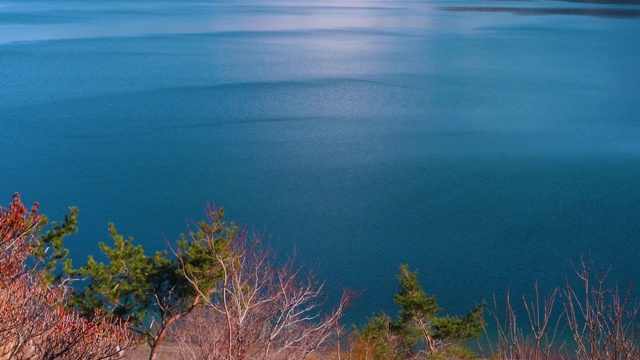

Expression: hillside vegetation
xmin=1 ymin=193 xmax=638 ymax=360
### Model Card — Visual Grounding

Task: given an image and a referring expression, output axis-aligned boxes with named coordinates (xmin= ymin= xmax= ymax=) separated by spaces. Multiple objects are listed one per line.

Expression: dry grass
xmin=124 ymin=341 xmax=181 ymax=360
xmin=123 ymin=341 xmax=341 ymax=360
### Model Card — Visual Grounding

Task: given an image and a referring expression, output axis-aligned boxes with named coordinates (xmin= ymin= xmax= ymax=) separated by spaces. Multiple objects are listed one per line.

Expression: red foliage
xmin=0 ymin=193 xmax=41 ymax=283
xmin=0 ymin=193 xmax=136 ymax=360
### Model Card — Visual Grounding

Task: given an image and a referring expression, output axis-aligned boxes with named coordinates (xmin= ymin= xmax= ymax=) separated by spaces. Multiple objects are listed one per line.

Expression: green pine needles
xmin=33 ymin=204 xmax=485 ymax=360
xmin=37 ymin=205 xmax=236 ymax=360
xmin=355 ymin=264 xmax=485 ymax=359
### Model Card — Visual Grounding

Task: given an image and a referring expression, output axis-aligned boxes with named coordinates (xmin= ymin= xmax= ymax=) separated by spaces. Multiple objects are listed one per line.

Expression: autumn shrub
xmin=0 ymin=193 xmax=135 ymax=360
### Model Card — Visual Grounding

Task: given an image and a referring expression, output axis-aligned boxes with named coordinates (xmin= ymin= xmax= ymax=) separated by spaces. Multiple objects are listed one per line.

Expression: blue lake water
xmin=2 ymin=0 xmax=640 ymax=323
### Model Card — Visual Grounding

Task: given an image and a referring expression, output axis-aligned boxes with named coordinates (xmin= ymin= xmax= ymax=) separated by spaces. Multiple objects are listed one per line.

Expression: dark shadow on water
xmin=439 ymin=6 xmax=640 ymax=18
xmin=560 ymin=0 xmax=640 ymax=4
xmin=489 ymin=0 xmax=640 ymax=4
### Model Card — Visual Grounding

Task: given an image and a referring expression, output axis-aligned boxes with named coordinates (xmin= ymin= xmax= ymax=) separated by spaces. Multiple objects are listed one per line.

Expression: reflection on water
xmin=560 ymin=0 xmax=640 ymax=4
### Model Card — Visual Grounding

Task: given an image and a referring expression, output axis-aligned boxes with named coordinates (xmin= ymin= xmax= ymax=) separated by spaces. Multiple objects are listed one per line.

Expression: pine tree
xmin=392 ymin=264 xmax=485 ymax=357
xmin=69 ymin=205 xmax=233 ymax=360
xmin=358 ymin=264 xmax=485 ymax=358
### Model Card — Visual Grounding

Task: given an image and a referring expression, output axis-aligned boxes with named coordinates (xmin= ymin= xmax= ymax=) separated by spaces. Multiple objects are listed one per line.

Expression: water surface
xmin=2 ymin=0 xmax=640 ymax=322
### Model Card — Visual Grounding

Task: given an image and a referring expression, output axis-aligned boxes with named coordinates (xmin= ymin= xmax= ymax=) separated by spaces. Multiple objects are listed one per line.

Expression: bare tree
xmin=172 ymin=217 xmax=351 ymax=360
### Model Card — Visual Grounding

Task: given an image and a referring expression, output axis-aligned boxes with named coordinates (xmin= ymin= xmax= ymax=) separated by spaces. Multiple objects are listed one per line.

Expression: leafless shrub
xmin=484 ymin=255 xmax=640 ymax=360
xmin=483 ymin=283 xmax=567 ymax=360
xmin=563 ymin=256 xmax=640 ymax=360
